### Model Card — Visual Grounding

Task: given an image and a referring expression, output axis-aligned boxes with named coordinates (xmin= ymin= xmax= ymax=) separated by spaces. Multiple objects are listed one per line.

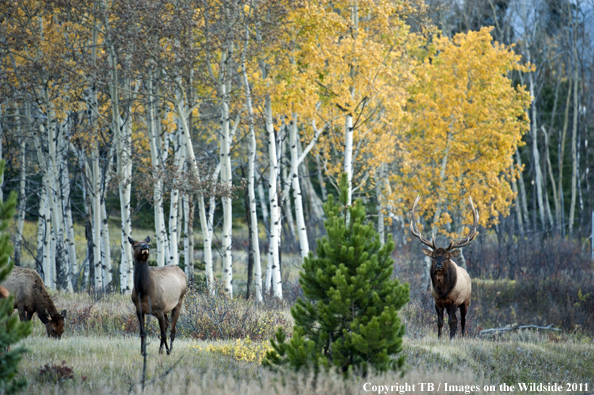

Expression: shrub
xmin=0 ymin=160 xmax=33 ymax=394
xmin=177 ymin=282 xmax=292 ymax=341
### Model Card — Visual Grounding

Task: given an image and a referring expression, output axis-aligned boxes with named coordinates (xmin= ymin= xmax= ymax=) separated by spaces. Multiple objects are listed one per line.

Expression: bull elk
xmin=3 ymin=267 xmax=67 ymax=338
xmin=410 ymin=196 xmax=479 ymax=339
xmin=129 ymin=236 xmax=187 ymax=355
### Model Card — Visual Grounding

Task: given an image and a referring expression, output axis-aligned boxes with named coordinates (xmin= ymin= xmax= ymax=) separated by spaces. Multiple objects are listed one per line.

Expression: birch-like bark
xmin=290 ymin=116 xmax=309 ymax=258
xmin=220 ymin=83 xmax=233 ymax=297
xmin=109 ymin=54 xmax=134 ymax=292
xmin=528 ymin=72 xmax=547 ymax=230
xmin=568 ymin=59 xmax=579 ymax=235
xmin=91 ymin=146 xmax=103 ymax=291
xmin=168 ymin=126 xmax=185 ymax=266
xmin=257 ymin=173 xmax=269 ymax=236
xmin=511 ymin=165 xmax=524 ymax=235
xmin=100 ymin=199 xmax=112 ymax=288
xmin=34 ymin=135 xmax=52 ymax=288
xmin=376 ymin=163 xmax=386 ymax=246
xmin=147 ymin=74 xmax=168 ymax=267
xmin=14 ymin=114 xmax=26 ymax=266
xmin=242 ymin=47 xmax=262 ymax=302
xmin=60 ymin=127 xmax=77 ymax=290
xmin=266 ymin=96 xmax=282 ymax=299
xmin=42 ymin=105 xmax=72 ymax=291
xmin=515 ymin=148 xmax=530 ymax=229
xmin=344 ymin=114 xmax=354 ymax=206
xmin=174 ymin=92 xmax=214 ymax=293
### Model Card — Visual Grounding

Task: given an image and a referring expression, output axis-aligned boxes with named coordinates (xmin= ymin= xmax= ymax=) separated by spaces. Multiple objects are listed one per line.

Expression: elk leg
xmin=169 ymin=300 xmax=183 ymax=354
xmin=137 ymin=310 xmax=147 ymax=356
xmin=156 ymin=312 xmax=170 ymax=355
xmin=447 ymin=305 xmax=458 ymax=339
xmin=435 ymin=305 xmax=444 ymax=338
xmin=460 ymin=303 xmax=467 ymax=337
xmin=17 ymin=306 xmax=27 ymax=322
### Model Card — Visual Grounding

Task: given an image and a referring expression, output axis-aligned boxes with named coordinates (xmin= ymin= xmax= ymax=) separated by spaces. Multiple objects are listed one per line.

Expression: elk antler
xmin=446 ymin=196 xmax=479 ymax=251
xmin=410 ymin=195 xmax=436 ymax=250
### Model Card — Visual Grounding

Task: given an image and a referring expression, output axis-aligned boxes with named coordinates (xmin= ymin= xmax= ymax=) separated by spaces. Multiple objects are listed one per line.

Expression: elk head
xmin=410 ymin=195 xmax=479 ymax=269
xmin=128 ymin=236 xmax=151 ymax=262
xmin=45 ymin=309 xmax=67 ymax=339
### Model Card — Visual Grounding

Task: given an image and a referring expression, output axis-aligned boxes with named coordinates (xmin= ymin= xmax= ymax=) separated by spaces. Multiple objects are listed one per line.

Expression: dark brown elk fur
xmin=3 ymin=267 xmax=67 ymax=338
xmin=410 ymin=196 xmax=478 ymax=339
xmin=129 ymin=236 xmax=187 ymax=355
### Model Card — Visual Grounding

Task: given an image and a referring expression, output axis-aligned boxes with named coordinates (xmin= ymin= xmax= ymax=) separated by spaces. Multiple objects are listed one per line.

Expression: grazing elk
xmin=410 ymin=196 xmax=479 ymax=339
xmin=3 ymin=267 xmax=67 ymax=338
xmin=129 ymin=236 xmax=187 ymax=355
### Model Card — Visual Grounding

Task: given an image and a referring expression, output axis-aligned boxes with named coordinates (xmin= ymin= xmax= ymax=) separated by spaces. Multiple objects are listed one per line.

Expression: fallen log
xmin=479 ymin=324 xmax=561 ymax=336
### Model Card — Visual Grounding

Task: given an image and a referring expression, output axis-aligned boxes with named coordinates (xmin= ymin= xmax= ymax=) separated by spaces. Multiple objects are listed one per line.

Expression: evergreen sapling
xmin=263 ymin=174 xmax=409 ymax=376
xmin=0 ymin=160 xmax=33 ymax=394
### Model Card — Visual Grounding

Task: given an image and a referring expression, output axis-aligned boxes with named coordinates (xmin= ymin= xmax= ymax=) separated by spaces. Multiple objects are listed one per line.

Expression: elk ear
xmin=45 ymin=309 xmax=52 ymax=320
xmin=449 ymin=250 xmax=461 ymax=258
xmin=61 ymin=310 xmax=67 ymax=319
xmin=128 ymin=237 xmax=135 ymax=245
xmin=422 ymin=249 xmax=434 ymax=257
xmin=144 ymin=236 xmax=151 ymax=243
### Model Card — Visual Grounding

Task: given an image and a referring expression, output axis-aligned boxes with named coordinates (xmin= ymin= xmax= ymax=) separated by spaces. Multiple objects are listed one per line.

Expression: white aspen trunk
xmin=60 ymin=130 xmax=77 ymax=290
xmin=14 ymin=119 xmax=26 ymax=266
xmin=35 ymin=183 xmax=46 ymax=280
xmin=242 ymin=52 xmax=263 ymax=302
xmin=147 ymin=75 xmax=168 ymax=267
xmin=220 ymin=90 xmax=233 ymax=297
xmin=168 ymin=127 xmax=185 ymax=266
xmin=376 ymin=163 xmax=386 ymax=246
xmin=42 ymin=181 xmax=53 ymax=289
xmin=91 ymin=146 xmax=103 ymax=291
xmin=43 ymin=116 xmax=72 ymax=291
xmin=515 ymin=148 xmax=530 ymax=228
xmin=34 ymin=136 xmax=52 ymax=289
xmin=50 ymin=227 xmax=56 ymax=289
xmin=289 ymin=116 xmax=309 ymax=259
xmin=315 ymin=152 xmax=328 ymax=201
xmin=174 ymin=96 xmax=214 ymax=293
xmin=511 ymin=165 xmax=525 ymax=235
xmin=344 ymin=114 xmax=354 ymax=206
xmin=568 ymin=67 xmax=579 ymax=235
xmin=529 ymin=74 xmax=547 ymax=230
xmin=265 ymin=252 xmax=273 ymax=294
xmin=182 ymin=193 xmax=193 ymax=281
xmin=101 ymin=201 xmax=112 ymax=288
xmin=112 ymin=65 xmax=134 ymax=293
xmin=257 ymin=174 xmax=269 ymax=235
xmin=280 ymin=131 xmax=296 ymax=239
xmin=266 ymin=96 xmax=282 ymax=299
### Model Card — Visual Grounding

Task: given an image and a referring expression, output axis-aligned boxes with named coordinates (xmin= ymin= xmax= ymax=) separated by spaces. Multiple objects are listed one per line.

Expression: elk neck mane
xmin=134 ymin=255 xmax=153 ymax=297
xmin=430 ymin=259 xmax=458 ymax=298
xmin=31 ymin=275 xmax=59 ymax=324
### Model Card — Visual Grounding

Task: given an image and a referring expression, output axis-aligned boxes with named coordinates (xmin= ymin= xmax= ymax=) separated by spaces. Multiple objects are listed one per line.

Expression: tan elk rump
xmin=410 ymin=196 xmax=478 ymax=339
xmin=129 ymin=236 xmax=187 ymax=355
xmin=3 ymin=267 xmax=67 ymax=338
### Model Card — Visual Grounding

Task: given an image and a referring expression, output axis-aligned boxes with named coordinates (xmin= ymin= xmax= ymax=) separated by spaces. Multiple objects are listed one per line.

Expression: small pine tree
xmin=263 ymin=174 xmax=409 ymax=376
xmin=0 ymin=160 xmax=32 ymax=394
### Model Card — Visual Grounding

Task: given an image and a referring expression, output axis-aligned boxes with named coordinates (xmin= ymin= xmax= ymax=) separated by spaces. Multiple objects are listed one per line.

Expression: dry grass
xmin=15 ymin=291 xmax=594 ymax=395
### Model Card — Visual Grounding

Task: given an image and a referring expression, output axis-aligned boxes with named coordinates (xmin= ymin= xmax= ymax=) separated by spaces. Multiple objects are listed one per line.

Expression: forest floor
xmin=15 ymin=292 xmax=594 ymax=395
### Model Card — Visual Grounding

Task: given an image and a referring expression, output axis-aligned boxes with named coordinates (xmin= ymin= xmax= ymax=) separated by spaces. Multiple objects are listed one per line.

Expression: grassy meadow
xmin=9 ymin=220 xmax=594 ymax=394
xmin=13 ymin=289 xmax=594 ymax=395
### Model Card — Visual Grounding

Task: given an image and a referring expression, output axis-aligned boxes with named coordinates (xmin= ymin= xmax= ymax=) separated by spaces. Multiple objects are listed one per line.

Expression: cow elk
xmin=410 ymin=196 xmax=479 ymax=339
xmin=3 ymin=267 xmax=67 ymax=338
xmin=129 ymin=236 xmax=187 ymax=355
